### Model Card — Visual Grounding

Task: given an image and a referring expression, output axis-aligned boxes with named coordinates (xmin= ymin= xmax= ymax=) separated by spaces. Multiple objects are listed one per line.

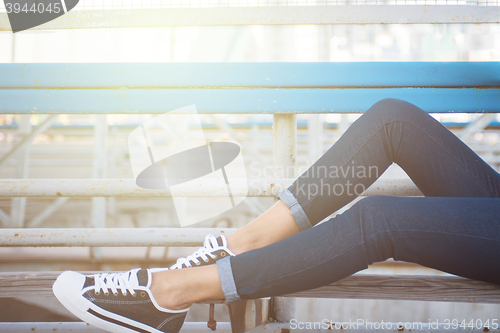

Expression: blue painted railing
xmin=1 ymin=62 xmax=499 ymax=114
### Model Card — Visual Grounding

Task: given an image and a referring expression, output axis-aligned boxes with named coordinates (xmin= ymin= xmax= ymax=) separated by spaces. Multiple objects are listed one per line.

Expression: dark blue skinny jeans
xmin=216 ymin=98 xmax=500 ymax=302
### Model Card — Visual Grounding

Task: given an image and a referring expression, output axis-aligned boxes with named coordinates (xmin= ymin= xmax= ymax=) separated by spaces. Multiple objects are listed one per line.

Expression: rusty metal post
xmin=91 ymin=115 xmax=108 ymax=258
xmin=207 ymin=303 xmax=217 ymax=331
xmin=270 ymin=297 xmax=295 ymax=323
xmin=307 ymin=115 xmax=323 ymax=165
xmin=227 ymin=299 xmax=270 ymax=333
xmin=273 ymin=114 xmax=296 ymax=180
xmin=272 ymin=114 xmax=296 ymax=323
xmin=10 ymin=115 xmax=31 ymax=228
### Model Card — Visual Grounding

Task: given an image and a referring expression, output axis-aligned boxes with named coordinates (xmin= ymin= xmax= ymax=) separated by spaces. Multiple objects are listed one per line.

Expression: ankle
xmin=227 ymin=235 xmax=259 ymax=255
xmin=150 ymin=271 xmax=192 ymax=310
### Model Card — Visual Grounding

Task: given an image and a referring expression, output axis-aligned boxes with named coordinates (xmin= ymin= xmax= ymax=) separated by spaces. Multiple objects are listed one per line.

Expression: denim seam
xmin=374 ymin=229 xmax=500 ymax=243
xmin=359 ymin=228 xmax=500 ymax=264
xmin=357 ymin=204 xmax=370 ymax=266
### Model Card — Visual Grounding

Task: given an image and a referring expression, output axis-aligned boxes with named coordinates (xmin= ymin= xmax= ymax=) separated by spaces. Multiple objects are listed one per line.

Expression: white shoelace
xmin=171 ymin=234 xmax=220 ymax=269
xmin=94 ymin=270 xmax=138 ymax=296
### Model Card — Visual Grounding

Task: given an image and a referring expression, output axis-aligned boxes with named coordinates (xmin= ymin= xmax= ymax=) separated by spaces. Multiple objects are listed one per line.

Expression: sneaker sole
xmin=52 ymin=272 xmax=167 ymax=333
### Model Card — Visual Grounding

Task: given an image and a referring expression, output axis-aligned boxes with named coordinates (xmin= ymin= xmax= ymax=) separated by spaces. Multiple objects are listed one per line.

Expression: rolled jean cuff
xmin=216 ymin=256 xmax=241 ymax=303
xmin=277 ymin=189 xmax=313 ymax=231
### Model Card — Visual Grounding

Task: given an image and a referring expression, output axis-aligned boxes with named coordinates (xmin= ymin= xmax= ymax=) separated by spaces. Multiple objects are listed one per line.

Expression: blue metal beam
xmin=0 ymin=62 xmax=499 ymax=88
xmin=1 ymin=88 xmax=498 ymax=114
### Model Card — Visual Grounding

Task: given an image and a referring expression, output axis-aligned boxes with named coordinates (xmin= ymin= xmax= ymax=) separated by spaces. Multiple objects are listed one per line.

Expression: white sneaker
xmin=52 ymin=268 xmax=188 ymax=333
xmin=170 ymin=234 xmax=235 ymax=269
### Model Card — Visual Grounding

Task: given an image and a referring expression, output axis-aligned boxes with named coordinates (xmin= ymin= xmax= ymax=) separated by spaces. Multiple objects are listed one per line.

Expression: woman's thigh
xmin=286 ymin=99 xmax=500 ymax=226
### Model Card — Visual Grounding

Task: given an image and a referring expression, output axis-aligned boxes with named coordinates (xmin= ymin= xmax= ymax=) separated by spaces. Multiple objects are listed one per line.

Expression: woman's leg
xmin=225 ymin=98 xmax=500 ymax=255
xmin=283 ymin=98 xmax=500 ymax=228
xmin=55 ymin=98 xmax=500 ymax=332
xmin=152 ymin=195 xmax=500 ymax=310
xmin=228 ymin=196 xmax=500 ymax=301
xmin=155 ymin=98 xmax=500 ymax=306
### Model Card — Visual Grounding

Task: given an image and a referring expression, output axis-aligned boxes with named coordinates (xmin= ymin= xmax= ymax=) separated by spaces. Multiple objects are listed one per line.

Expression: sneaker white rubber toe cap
xmin=53 ymin=271 xmax=91 ymax=314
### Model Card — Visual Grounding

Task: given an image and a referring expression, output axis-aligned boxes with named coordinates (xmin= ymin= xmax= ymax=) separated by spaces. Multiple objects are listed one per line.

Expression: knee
xmin=351 ymin=196 xmax=396 ymax=234
xmin=366 ymin=98 xmax=427 ymax=123
xmin=353 ymin=195 xmax=391 ymax=218
xmin=351 ymin=196 xmax=397 ymax=262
